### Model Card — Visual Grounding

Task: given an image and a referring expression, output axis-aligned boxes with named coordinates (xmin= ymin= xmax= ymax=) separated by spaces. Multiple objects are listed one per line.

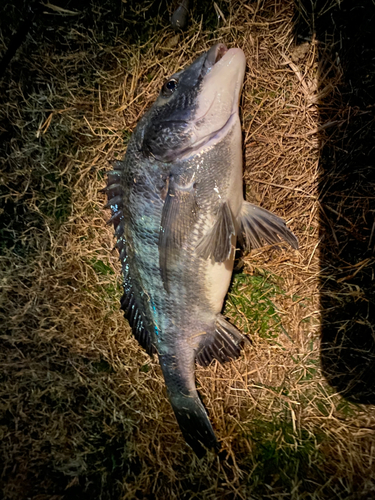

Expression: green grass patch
xmin=90 ymin=258 xmax=115 ymax=276
xmin=225 ymin=271 xmax=285 ymax=339
xmin=123 ymin=130 xmax=132 ymax=144
xmin=91 ymin=358 xmax=114 ymax=373
xmin=84 ymin=258 xmax=122 ymax=308
xmin=246 ymin=417 xmax=324 ymax=493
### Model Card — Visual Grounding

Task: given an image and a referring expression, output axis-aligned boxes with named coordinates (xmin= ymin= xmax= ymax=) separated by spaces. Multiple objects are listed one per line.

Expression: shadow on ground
xmin=294 ymin=0 xmax=375 ymax=403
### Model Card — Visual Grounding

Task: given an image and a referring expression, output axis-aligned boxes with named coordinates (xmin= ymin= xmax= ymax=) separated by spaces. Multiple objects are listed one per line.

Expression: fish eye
xmin=162 ymin=78 xmax=178 ymax=97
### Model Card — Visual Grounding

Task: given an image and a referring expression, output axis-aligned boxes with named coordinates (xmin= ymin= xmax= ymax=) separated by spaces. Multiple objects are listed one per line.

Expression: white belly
xmin=205 ymin=246 xmax=235 ymax=313
xmin=205 ymin=118 xmax=244 ymax=313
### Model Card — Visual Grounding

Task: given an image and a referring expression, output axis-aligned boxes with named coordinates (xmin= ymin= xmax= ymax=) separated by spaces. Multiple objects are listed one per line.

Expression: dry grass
xmin=1 ymin=0 xmax=375 ymax=498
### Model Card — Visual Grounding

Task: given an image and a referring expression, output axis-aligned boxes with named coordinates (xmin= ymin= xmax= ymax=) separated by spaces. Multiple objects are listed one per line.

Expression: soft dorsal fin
xmin=195 ymin=202 xmax=235 ymax=262
xmin=195 ymin=315 xmax=249 ymax=367
xmin=239 ymin=201 xmax=298 ymax=251
xmin=159 ymin=175 xmax=198 ymax=290
xmin=106 ymin=167 xmax=156 ymax=356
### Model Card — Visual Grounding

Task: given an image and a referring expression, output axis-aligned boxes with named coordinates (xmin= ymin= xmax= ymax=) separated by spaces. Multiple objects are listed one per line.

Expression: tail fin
xmin=159 ymin=353 xmax=219 ymax=457
xmin=170 ymin=392 xmax=220 ymax=458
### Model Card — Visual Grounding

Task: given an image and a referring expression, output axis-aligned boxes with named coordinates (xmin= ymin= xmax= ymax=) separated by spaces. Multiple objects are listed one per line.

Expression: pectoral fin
xmin=159 ymin=176 xmax=198 ymax=288
xmin=239 ymin=201 xmax=298 ymax=251
xmin=195 ymin=202 xmax=235 ymax=262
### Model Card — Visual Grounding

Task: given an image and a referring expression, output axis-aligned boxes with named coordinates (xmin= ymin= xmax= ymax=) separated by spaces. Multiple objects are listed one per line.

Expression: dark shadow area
xmin=294 ymin=0 xmax=375 ymax=403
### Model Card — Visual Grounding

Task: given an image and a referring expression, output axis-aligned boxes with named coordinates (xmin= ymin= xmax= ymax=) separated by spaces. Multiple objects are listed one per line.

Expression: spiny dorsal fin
xmin=106 ymin=168 xmax=156 ymax=356
xmin=195 ymin=202 xmax=235 ymax=262
xmin=195 ymin=315 xmax=249 ymax=367
xmin=239 ymin=201 xmax=298 ymax=251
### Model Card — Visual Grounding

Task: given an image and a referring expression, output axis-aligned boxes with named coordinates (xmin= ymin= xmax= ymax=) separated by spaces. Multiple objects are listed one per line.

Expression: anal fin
xmin=195 ymin=315 xmax=249 ymax=367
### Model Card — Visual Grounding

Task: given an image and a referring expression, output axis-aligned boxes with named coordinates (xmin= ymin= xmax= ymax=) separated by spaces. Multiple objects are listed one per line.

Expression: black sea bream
xmin=106 ymin=44 xmax=298 ymax=457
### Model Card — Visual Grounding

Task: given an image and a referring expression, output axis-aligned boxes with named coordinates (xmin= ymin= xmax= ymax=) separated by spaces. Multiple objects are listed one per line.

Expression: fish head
xmin=140 ymin=43 xmax=246 ymax=162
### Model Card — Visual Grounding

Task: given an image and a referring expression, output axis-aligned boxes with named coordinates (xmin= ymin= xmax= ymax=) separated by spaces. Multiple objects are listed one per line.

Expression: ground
xmin=1 ymin=0 xmax=375 ymax=499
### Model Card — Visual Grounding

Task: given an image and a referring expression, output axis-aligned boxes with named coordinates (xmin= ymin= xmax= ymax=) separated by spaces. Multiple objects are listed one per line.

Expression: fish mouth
xmin=175 ymin=44 xmax=244 ymax=160
xmin=201 ymin=43 xmax=228 ymax=77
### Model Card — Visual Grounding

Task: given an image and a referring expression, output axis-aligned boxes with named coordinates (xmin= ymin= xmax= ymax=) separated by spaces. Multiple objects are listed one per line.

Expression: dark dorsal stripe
xmin=105 ymin=166 xmax=156 ymax=356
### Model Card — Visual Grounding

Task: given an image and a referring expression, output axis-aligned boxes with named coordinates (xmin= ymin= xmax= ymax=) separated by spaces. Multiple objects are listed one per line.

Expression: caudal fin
xmin=159 ymin=353 xmax=219 ymax=457
xmin=171 ymin=392 xmax=220 ymax=458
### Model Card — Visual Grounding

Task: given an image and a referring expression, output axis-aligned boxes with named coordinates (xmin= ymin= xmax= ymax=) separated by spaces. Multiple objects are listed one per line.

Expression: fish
xmin=105 ymin=43 xmax=298 ymax=457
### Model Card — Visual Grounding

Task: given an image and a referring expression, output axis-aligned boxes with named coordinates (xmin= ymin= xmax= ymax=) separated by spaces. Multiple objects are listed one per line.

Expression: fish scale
xmin=106 ymin=43 xmax=298 ymax=457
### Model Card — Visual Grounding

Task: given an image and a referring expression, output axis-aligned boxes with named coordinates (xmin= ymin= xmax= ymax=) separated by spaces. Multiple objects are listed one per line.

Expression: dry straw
xmin=1 ymin=0 xmax=374 ymax=498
